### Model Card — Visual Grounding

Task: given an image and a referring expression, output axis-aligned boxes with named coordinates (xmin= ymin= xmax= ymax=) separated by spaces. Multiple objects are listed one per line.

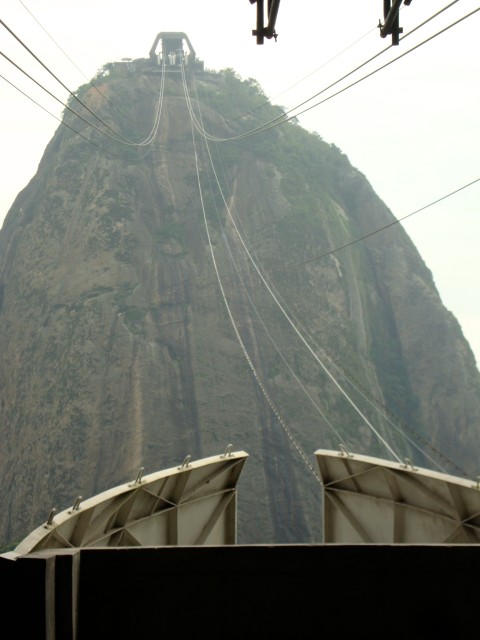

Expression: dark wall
xmin=1 ymin=544 xmax=477 ymax=638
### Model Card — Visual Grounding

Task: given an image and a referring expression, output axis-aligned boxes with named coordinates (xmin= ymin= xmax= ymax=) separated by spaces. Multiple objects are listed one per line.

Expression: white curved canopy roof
xmin=315 ymin=449 xmax=480 ymax=543
xmin=14 ymin=450 xmax=248 ymax=555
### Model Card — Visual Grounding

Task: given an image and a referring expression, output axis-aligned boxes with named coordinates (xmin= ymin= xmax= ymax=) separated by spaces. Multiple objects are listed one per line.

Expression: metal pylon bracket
xmin=379 ymin=0 xmax=413 ymax=45
xmin=250 ymin=0 xmax=280 ymax=44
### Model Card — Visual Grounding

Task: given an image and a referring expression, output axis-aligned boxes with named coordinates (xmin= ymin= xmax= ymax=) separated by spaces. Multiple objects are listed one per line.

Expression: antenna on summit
xmin=250 ymin=0 xmax=280 ymax=44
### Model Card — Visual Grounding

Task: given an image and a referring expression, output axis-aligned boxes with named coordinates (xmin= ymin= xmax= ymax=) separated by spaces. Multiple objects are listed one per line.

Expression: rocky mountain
xmin=0 ymin=64 xmax=479 ymax=545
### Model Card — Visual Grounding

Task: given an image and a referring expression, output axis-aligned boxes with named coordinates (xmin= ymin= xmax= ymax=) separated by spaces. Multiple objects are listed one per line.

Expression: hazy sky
xmin=1 ymin=0 xmax=479 ymax=365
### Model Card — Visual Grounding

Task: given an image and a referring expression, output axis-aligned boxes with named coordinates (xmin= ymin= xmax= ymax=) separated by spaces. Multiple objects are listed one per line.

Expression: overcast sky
xmin=1 ymin=0 xmax=479 ymax=366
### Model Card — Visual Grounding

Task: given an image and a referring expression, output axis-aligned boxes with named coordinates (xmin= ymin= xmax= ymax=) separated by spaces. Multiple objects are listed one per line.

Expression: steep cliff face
xmin=0 ymin=67 xmax=479 ymax=544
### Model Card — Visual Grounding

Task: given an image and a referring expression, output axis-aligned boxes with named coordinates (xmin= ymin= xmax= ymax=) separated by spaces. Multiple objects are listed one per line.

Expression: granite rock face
xmin=0 ymin=68 xmax=479 ymax=545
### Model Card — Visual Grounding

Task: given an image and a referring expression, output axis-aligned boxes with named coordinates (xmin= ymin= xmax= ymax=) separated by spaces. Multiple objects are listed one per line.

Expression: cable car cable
xmin=0 ymin=50 xmax=138 ymax=146
xmin=1 ymin=45 xmax=167 ymax=149
xmin=0 ymin=18 xmax=134 ymax=144
xmin=16 ymin=0 xmax=133 ymax=124
xmin=228 ymin=23 xmax=377 ymax=124
xmin=184 ymin=65 xmax=404 ymax=465
xmin=185 ymin=2 xmax=474 ymax=144
xmin=0 ymin=70 xmax=121 ymax=158
xmin=187 ymin=67 xmax=477 ymax=474
xmin=188 ymin=100 xmax=322 ymax=482
xmin=184 ymin=83 xmax=479 ymax=477
xmin=249 ymin=5 xmax=480 ymax=137
xmin=269 ymin=176 xmax=480 ymax=275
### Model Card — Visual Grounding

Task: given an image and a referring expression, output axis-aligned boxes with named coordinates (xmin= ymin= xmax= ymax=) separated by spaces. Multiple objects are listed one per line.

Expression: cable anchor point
xmin=68 ymin=496 xmax=82 ymax=513
xmin=179 ymin=455 xmax=191 ymax=470
xmin=129 ymin=467 xmax=145 ymax=486
xmin=338 ymin=444 xmax=354 ymax=458
xmin=45 ymin=508 xmax=56 ymax=528
xmin=221 ymin=444 xmax=234 ymax=458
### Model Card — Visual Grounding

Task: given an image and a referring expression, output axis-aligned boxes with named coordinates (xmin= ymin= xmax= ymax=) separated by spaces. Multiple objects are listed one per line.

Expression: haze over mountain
xmin=0 ymin=61 xmax=479 ymax=545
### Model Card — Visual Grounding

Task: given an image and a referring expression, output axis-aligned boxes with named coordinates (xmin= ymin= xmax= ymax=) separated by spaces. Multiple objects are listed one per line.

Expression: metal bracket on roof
xmin=221 ymin=444 xmax=234 ymax=458
xmin=68 ymin=496 xmax=83 ymax=513
xmin=179 ymin=455 xmax=191 ymax=470
xmin=129 ymin=467 xmax=145 ymax=487
xmin=338 ymin=444 xmax=354 ymax=458
xmin=44 ymin=508 xmax=56 ymax=528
